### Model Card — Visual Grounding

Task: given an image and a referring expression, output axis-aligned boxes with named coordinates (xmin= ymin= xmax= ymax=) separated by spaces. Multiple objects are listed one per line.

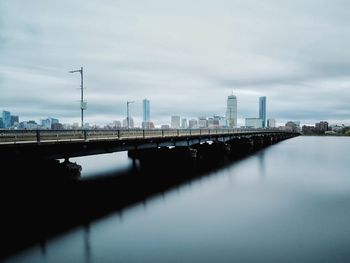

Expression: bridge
xmin=0 ymin=128 xmax=299 ymax=258
xmin=0 ymin=128 xmax=298 ymax=161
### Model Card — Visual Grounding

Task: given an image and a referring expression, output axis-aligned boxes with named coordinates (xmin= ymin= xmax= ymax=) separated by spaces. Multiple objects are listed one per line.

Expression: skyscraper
xmin=171 ymin=116 xmax=180 ymax=129
xmin=259 ymin=96 xmax=267 ymax=128
xmin=267 ymin=118 xmax=276 ymax=128
xmin=2 ymin=111 xmax=11 ymax=128
xmin=225 ymin=95 xmax=237 ymax=128
xmin=181 ymin=118 xmax=188 ymax=129
xmin=142 ymin=99 xmax=150 ymax=122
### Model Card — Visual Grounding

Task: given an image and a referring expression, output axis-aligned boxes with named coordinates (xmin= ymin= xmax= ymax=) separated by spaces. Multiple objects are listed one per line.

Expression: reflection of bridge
xmin=0 ymin=129 xmax=299 ymax=160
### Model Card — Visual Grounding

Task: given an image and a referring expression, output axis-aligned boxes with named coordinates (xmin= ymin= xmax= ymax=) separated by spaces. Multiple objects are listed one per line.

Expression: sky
xmin=1 ymin=0 xmax=350 ymax=127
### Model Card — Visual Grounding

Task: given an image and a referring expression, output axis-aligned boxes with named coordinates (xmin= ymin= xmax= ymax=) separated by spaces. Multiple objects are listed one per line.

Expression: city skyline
xmin=1 ymin=1 xmax=350 ymax=126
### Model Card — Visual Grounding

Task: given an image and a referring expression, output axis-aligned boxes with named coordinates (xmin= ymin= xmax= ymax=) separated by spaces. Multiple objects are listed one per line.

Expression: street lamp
xmin=126 ymin=101 xmax=135 ymax=129
xmin=69 ymin=66 xmax=86 ymax=129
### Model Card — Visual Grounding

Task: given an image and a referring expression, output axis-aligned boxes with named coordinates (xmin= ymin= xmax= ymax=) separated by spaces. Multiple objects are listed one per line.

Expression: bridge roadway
xmin=0 ymin=128 xmax=298 ymax=160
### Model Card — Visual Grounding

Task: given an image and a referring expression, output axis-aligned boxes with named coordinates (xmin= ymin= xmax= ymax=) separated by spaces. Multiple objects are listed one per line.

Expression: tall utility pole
xmin=69 ymin=67 xmax=86 ymax=129
xmin=126 ymin=100 xmax=135 ymax=129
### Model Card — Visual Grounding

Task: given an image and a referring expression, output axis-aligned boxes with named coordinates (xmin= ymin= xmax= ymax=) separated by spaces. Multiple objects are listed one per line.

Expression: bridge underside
xmin=1 ymin=132 xmax=298 ymax=161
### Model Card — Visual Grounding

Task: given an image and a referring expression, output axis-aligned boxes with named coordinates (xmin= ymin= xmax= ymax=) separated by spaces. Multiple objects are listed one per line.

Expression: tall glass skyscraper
xmin=259 ymin=96 xmax=267 ymax=128
xmin=225 ymin=95 xmax=237 ymax=128
xmin=142 ymin=99 xmax=150 ymax=122
xmin=2 ymin=111 xmax=11 ymax=128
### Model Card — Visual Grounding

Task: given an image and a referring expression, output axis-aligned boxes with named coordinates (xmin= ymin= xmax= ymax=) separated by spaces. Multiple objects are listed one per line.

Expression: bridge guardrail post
xmin=162 ymin=129 xmax=164 ymax=137
xmin=83 ymin=130 xmax=88 ymax=141
xmin=36 ymin=130 xmax=40 ymax=143
xmin=117 ymin=129 xmax=120 ymax=139
xmin=143 ymin=129 xmax=145 ymax=138
xmin=177 ymin=129 xmax=179 ymax=137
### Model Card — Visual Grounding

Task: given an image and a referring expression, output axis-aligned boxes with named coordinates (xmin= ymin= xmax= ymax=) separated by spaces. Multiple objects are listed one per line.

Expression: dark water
xmin=5 ymin=136 xmax=350 ymax=263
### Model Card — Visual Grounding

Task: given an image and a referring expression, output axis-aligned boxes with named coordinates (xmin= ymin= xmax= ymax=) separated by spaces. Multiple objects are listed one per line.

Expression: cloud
xmin=1 ymin=0 xmax=350 ymax=127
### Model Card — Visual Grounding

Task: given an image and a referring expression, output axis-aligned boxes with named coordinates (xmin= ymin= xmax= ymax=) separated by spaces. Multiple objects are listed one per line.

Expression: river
xmin=5 ymin=136 xmax=350 ymax=263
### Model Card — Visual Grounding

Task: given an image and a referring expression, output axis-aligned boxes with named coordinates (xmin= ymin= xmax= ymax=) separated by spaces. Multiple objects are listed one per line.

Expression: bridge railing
xmin=0 ymin=128 xmax=291 ymax=144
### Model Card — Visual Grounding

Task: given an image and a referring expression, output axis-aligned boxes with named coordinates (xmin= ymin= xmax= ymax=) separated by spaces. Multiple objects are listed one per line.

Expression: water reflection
xmin=257 ymin=149 xmax=266 ymax=178
xmin=83 ymin=224 xmax=91 ymax=263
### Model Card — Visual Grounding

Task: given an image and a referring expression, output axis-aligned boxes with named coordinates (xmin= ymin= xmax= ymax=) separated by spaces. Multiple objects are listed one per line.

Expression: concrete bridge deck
xmin=0 ymin=129 xmax=298 ymax=160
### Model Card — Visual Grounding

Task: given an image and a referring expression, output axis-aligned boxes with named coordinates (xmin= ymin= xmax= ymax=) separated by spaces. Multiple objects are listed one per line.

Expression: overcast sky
xmin=1 ymin=0 xmax=350 ymax=127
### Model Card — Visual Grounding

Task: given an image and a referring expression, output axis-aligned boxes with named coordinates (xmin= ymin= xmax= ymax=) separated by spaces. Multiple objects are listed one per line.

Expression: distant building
xmin=181 ymin=118 xmax=188 ymax=129
xmin=0 ymin=118 xmax=4 ymax=128
xmin=52 ymin=122 xmax=63 ymax=130
xmin=213 ymin=115 xmax=226 ymax=128
xmin=259 ymin=96 xmax=267 ymax=128
xmin=245 ymin=118 xmax=263 ymax=128
xmin=112 ymin=121 xmax=122 ymax=129
xmin=198 ymin=117 xmax=208 ymax=128
xmin=171 ymin=116 xmax=180 ymax=129
xmin=51 ymin=118 xmax=59 ymax=126
xmin=161 ymin=124 xmax=170 ymax=129
xmin=207 ymin=118 xmax=216 ymax=129
xmin=142 ymin=99 xmax=150 ymax=122
xmin=41 ymin=118 xmax=51 ymax=129
xmin=41 ymin=117 xmax=59 ymax=129
xmin=188 ymin=119 xmax=198 ymax=129
xmin=10 ymin=115 xmax=19 ymax=126
xmin=20 ymin=120 xmax=38 ymax=130
xmin=123 ymin=117 xmax=134 ymax=128
xmin=2 ymin=111 xmax=11 ymax=128
xmin=142 ymin=121 xmax=155 ymax=129
xmin=226 ymin=95 xmax=237 ymax=128
xmin=267 ymin=118 xmax=276 ymax=128
xmin=315 ymin=121 xmax=328 ymax=132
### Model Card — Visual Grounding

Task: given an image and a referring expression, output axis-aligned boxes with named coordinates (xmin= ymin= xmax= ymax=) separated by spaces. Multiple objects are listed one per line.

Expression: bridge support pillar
xmin=228 ymin=138 xmax=254 ymax=158
xmin=128 ymin=147 xmax=197 ymax=172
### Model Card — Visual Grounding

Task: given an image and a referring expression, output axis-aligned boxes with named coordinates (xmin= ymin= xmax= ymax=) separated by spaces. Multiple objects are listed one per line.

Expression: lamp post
xmin=69 ymin=66 xmax=86 ymax=129
xmin=126 ymin=100 xmax=135 ymax=129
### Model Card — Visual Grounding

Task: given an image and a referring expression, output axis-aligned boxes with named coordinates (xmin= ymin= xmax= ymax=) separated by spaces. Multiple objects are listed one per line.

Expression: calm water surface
xmin=6 ymin=136 xmax=350 ymax=263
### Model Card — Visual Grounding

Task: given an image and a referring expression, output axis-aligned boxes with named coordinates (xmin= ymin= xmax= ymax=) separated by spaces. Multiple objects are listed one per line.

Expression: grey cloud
xmin=0 ymin=0 xmax=350 ymax=126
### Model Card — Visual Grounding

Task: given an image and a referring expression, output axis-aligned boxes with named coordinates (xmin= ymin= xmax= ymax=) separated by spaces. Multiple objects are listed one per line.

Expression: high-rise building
xmin=10 ymin=115 xmax=19 ymax=126
xmin=181 ymin=118 xmax=188 ymax=129
xmin=171 ymin=116 xmax=180 ymax=129
xmin=267 ymin=118 xmax=276 ymax=128
xmin=198 ymin=116 xmax=208 ymax=128
xmin=0 ymin=118 xmax=4 ymax=128
xmin=142 ymin=99 xmax=153 ymax=129
xmin=189 ymin=119 xmax=198 ymax=129
xmin=2 ymin=111 xmax=11 ymax=128
xmin=142 ymin=99 xmax=150 ymax=122
xmin=225 ymin=95 xmax=237 ymax=128
xmin=259 ymin=96 xmax=267 ymax=128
